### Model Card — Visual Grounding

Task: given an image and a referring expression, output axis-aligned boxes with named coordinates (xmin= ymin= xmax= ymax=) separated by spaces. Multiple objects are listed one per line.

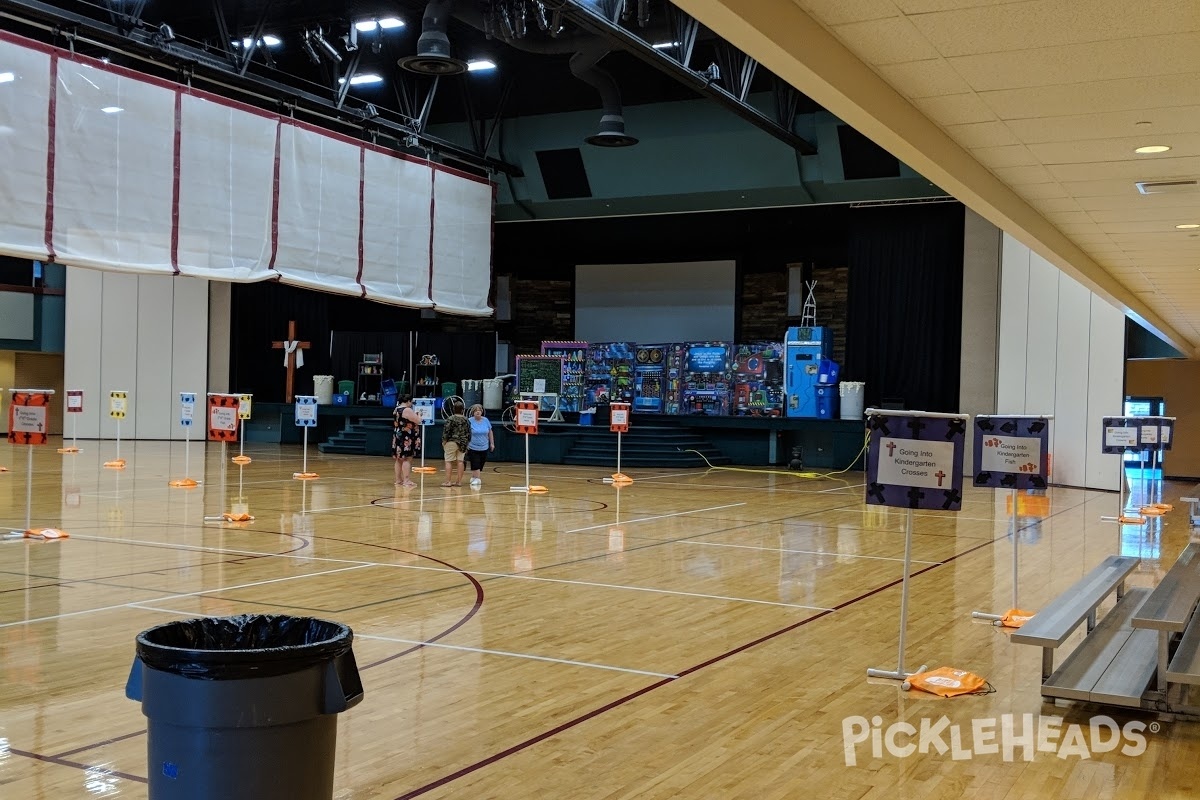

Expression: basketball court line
xmin=564 ymin=502 xmax=748 ymax=534
xmin=679 ymin=539 xmax=943 ymax=565
xmin=354 ymin=632 xmax=679 ymax=678
xmin=0 ymin=564 xmax=372 ymax=629
xmin=820 ymin=482 xmax=865 ymax=493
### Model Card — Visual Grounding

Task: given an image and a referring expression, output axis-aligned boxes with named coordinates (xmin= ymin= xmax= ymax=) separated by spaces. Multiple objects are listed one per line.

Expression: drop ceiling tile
xmin=1058 ymin=178 xmax=1147 ymax=197
xmin=991 ymin=164 xmax=1055 ymax=184
xmin=978 ymin=73 xmax=1200 ymax=119
xmin=1010 ymin=182 xmax=1070 ymax=198
xmin=1043 ymin=210 xmax=1095 ymax=226
xmin=1003 ymin=106 xmax=1200 ymax=145
xmin=1029 ymin=134 xmax=1200 ymax=165
xmin=947 ymin=34 xmax=1200 ymax=92
xmin=907 ymin=0 xmax=1199 ymax=58
xmin=794 ymin=0 xmax=900 ymax=26
xmin=832 ymin=16 xmax=942 ymax=65
xmin=1088 ymin=206 xmax=1200 ymax=224
xmin=1029 ymin=197 xmax=1084 ymax=213
xmin=1077 ymin=193 xmax=1200 ymax=211
xmin=1099 ymin=220 xmax=1200 ymax=234
xmin=893 ymin=0 xmax=1029 ymax=11
xmin=876 ymin=59 xmax=973 ymax=98
xmin=1048 ymin=155 xmax=1200 ymax=182
xmin=971 ymin=144 xmax=1039 ymax=168
xmin=912 ymin=93 xmax=997 ymax=124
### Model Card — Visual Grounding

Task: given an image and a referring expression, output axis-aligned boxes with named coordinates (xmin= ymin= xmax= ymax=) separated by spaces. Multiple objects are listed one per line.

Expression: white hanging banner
xmin=430 ymin=169 xmax=494 ymax=316
xmin=361 ymin=147 xmax=434 ymax=308
xmin=0 ymin=38 xmax=51 ymax=260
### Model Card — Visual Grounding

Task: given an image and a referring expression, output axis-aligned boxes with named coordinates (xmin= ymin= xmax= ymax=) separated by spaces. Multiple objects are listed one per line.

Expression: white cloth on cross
xmin=282 ymin=341 xmax=305 ymax=369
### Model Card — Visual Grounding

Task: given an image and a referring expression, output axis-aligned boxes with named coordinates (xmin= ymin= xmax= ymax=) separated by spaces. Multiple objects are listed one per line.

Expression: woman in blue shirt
xmin=466 ymin=404 xmax=494 ymax=486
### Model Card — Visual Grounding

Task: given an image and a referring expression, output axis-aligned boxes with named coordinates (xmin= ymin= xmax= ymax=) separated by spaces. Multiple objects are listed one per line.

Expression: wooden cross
xmin=271 ymin=320 xmax=311 ymax=403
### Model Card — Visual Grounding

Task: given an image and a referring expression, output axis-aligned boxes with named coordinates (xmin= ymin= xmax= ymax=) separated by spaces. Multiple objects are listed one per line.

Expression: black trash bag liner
xmin=136 ymin=614 xmax=354 ymax=680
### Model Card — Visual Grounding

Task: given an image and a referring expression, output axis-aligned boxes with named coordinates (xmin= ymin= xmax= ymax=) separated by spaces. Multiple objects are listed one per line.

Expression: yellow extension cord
xmin=683 ymin=431 xmax=870 ymax=481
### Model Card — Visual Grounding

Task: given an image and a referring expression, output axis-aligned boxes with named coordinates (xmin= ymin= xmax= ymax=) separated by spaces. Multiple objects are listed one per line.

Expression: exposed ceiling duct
xmin=442 ymin=2 xmax=639 ymax=148
xmin=398 ymin=0 xmax=468 ymax=76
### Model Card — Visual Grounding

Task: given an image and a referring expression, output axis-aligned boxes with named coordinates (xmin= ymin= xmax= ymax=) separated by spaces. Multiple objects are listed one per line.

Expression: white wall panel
xmin=0 ymin=41 xmax=50 ymax=259
xmin=134 ymin=277 xmax=174 ymax=439
xmin=63 ymin=267 xmax=103 ymax=438
xmin=1085 ymin=295 xmax=1126 ymax=491
xmin=275 ymin=124 xmax=362 ymax=296
xmin=1024 ymin=253 xmax=1059 ymax=416
xmin=430 ymin=170 xmax=493 ymax=316
xmin=171 ymin=277 xmax=209 ymax=441
xmin=53 ymin=61 xmax=174 ymax=273
xmin=996 ymin=234 xmax=1029 ymax=414
xmin=177 ymin=94 xmax=276 ymax=281
xmin=98 ymin=272 xmax=139 ymax=439
xmin=1053 ymin=274 xmax=1092 ymax=487
xmin=361 ymin=150 xmax=433 ymax=307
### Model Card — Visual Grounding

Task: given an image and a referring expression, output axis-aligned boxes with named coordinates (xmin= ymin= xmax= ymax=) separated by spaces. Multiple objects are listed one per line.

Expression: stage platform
xmin=248 ymin=403 xmax=866 ymax=470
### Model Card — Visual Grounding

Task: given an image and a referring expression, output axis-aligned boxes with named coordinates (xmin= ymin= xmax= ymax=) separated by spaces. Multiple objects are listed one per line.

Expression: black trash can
xmin=125 ymin=614 xmax=364 ymax=800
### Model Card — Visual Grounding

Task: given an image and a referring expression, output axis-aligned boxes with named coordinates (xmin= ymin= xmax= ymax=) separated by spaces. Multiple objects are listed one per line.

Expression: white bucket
xmin=483 ymin=378 xmax=505 ymax=410
xmin=314 ymin=375 xmax=335 ymax=405
xmin=839 ymin=381 xmax=865 ymax=420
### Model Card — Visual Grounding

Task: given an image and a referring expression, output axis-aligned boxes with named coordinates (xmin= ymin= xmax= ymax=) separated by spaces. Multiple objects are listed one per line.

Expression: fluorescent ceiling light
xmin=338 ymin=73 xmax=384 ymax=85
xmin=0 ymin=72 xmax=13 ymax=83
xmin=1175 ymin=223 xmax=1200 ymax=229
xmin=467 ymin=59 xmax=496 ymax=72
xmin=378 ymin=17 xmax=405 ymax=29
xmin=651 ymin=41 xmax=679 ymax=49
xmin=235 ymin=36 xmax=281 ymax=47
xmin=1134 ymin=145 xmax=1171 ymax=154
xmin=101 ymin=106 xmax=123 ymax=113
xmin=355 ymin=20 xmax=378 ymax=31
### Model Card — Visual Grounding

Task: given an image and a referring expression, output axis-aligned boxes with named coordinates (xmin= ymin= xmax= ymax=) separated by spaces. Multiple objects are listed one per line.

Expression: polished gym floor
xmin=0 ymin=439 xmax=1196 ymax=799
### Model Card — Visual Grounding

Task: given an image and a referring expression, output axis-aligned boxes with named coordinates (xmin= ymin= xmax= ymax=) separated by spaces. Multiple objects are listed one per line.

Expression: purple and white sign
xmin=1101 ymin=417 xmax=1142 ymax=454
xmin=1159 ymin=417 xmax=1175 ymax=452
xmin=973 ymin=415 xmax=1049 ymax=490
xmin=865 ymin=411 xmax=968 ymax=511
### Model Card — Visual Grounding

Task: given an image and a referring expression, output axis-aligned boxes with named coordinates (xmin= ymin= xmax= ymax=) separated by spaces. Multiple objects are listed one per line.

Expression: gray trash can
xmin=125 ymin=614 xmax=364 ymax=800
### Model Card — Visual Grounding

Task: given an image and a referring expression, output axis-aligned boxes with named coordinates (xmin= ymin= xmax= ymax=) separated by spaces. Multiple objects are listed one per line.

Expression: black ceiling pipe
xmin=452 ymin=7 xmax=637 ymax=148
xmin=398 ymin=0 xmax=468 ymax=76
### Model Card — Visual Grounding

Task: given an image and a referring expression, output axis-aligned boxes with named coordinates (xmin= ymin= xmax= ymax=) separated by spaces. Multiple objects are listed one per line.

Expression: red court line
xmin=8 ymin=747 xmax=147 ymax=784
xmin=390 ymin=534 xmax=1011 ymax=799
xmin=51 ymin=729 xmax=146 ymax=759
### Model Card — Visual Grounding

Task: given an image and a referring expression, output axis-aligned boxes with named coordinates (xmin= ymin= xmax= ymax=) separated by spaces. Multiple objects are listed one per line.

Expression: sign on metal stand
xmin=1099 ymin=417 xmax=1144 ymax=524
xmin=293 ymin=395 xmax=319 ymax=479
xmin=604 ymin=402 xmax=633 ymax=485
xmin=58 ymin=389 xmax=83 ymax=454
xmin=9 ymin=389 xmax=66 ymax=539
xmin=233 ymin=394 xmax=253 ymax=464
xmin=412 ymin=398 xmax=438 ymax=474
xmin=511 ymin=400 xmax=547 ymax=493
xmin=864 ymin=408 xmax=968 ymax=682
xmin=169 ymin=392 xmax=200 ymax=488
xmin=970 ymin=414 xmax=1051 ymax=627
xmin=104 ymin=390 xmax=129 ymax=468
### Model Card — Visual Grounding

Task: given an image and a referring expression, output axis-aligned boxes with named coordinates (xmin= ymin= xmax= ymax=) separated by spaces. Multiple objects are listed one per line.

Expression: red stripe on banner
xmin=357 ymin=146 xmax=366 ymax=297
xmin=170 ymin=91 xmax=182 ymax=274
xmin=268 ymin=120 xmax=282 ymax=273
xmin=427 ymin=168 xmax=436 ymax=304
xmin=43 ymin=52 xmax=58 ymax=261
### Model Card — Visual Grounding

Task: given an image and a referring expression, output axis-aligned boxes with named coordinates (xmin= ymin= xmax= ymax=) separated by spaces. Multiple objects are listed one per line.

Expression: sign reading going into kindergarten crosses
xmin=1139 ymin=419 xmax=1159 ymax=447
xmin=414 ymin=398 xmax=436 ymax=426
xmin=1101 ymin=417 xmax=1142 ymax=454
xmin=515 ymin=400 xmax=539 ymax=435
xmin=66 ymin=390 xmax=83 ymax=413
xmin=294 ymin=395 xmax=318 ymax=427
xmin=610 ymin=402 xmax=630 ymax=434
xmin=238 ymin=394 xmax=253 ymax=420
xmin=8 ymin=390 xmax=52 ymax=445
xmin=109 ymin=390 xmax=128 ymax=419
xmin=865 ymin=410 xmax=968 ymax=511
xmin=973 ymin=415 xmax=1050 ymax=490
xmin=180 ymin=392 xmax=197 ymax=427
xmin=207 ymin=394 xmax=240 ymax=442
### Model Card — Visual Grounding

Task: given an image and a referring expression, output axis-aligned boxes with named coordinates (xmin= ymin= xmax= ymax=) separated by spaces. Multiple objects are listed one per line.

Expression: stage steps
xmin=563 ymin=426 xmax=731 ymax=468
xmin=319 ymin=418 xmax=392 ymax=455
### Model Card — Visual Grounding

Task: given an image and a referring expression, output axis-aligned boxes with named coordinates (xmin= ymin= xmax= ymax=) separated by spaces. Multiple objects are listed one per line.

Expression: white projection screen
xmin=0 ymin=38 xmax=51 ymax=260
xmin=575 ymin=261 xmax=736 ymax=343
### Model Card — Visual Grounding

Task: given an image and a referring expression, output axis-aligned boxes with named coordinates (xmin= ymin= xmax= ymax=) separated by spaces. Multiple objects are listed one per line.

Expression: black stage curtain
xmin=844 ymin=204 xmax=965 ymax=413
xmin=230 ymin=282 xmax=495 ymax=402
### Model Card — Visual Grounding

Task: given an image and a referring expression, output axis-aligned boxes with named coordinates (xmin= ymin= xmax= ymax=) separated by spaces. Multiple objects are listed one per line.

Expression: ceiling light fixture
xmin=378 ymin=17 xmax=405 ymax=29
xmin=300 ymin=31 xmax=322 ymax=64
xmin=467 ymin=59 xmax=497 ymax=72
xmin=355 ymin=20 xmax=378 ymax=32
xmin=1134 ymin=145 xmax=1171 ymax=154
xmin=338 ymin=73 xmax=384 ymax=85
xmin=311 ymin=27 xmax=343 ymax=63
xmin=1176 ymin=223 xmax=1200 ymax=229
xmin=0 ymin=72 xmax=13 ymax=83
xmin=651 ymin=41 xmax=679 ymax=49
xmin=101 ymin=106 xmax=123 ymax=113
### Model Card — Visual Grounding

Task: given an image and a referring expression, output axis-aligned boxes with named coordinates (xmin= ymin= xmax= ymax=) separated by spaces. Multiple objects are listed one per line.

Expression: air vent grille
xmin=1135 ymin=179 xmax=1199 ymax=195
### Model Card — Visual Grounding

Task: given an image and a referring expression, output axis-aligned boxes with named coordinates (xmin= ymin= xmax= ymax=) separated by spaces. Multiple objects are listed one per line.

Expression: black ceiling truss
xmin=0 ymin=0 xmax=521 ymax=177
xmin=557 ymin=0 xmax=815 ymax=155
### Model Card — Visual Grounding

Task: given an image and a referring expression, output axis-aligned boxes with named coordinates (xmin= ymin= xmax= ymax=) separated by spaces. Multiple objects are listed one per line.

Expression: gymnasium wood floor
xmin=1 ymin=439 xmax=1197 ymax=799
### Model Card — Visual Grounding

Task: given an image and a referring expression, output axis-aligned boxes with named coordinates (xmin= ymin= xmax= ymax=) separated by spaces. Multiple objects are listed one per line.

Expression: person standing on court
xmin=466 ymin=403 xmax=494 ymax=487
xmin=393 ymin=394 xmax=422 ymax=487
xmin=441 ymin=399 xmax=471 ymax=487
